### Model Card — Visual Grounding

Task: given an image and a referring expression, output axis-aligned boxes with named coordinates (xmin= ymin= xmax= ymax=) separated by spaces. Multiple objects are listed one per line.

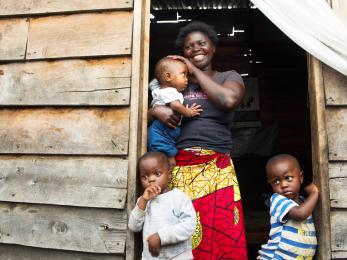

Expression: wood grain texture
xmin=26 ymin=12 xmax=132 ymax=59
xmin=0 ymin=0 xmax=132 ymax=16
xmin=326 ymin=108 xmax=347 ymax=161
xmin=0 ymin=202 xmax=127 ymax=253
xmin=0 ymin=156 xmax=128 ymax=208
xmin=307 ymin=55 xmax=331 ymax=260
xmin=0 ymin=18 xmax=28 ymax=60
xmin=0 ymin=108 xmax=129 ymax=155
xmin=323 ymin=64 xmax=347 ymax=106
xmin=331 ymin=211 xmax=347 ymax=253
xmin=0 ymin=58 xmax=131 ymax=106
xmin=0 ymin=244 xmax=124 ymax=260
xmin=329 ymin=163 xmax=347 ymax=209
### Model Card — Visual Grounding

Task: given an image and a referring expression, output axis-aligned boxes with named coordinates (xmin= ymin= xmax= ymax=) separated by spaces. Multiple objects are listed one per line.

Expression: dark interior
xmin=149 ymin=2 xmax=312 ymax=258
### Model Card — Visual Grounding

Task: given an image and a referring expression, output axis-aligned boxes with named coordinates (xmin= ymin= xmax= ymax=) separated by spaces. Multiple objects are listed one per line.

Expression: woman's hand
xmin=167 ymin=55 xmax=196 ymax=75
xmin=152 ymin=106 xmax=180 ymax=128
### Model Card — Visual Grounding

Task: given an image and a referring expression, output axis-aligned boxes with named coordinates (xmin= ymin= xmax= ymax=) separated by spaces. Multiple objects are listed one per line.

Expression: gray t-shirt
xmin=176 ymin=70 xmax=244 ymax=154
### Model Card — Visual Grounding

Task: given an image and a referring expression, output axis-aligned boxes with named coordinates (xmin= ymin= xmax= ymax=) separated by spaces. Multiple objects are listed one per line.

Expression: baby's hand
xmin=142 ymin=184 xmax=161 ymax=201
xmin=304 ymin=183 xmax=319 ymax=195
xmin=147 ymin=232 xmax=161 ymax=257
xmin=188 ymin=103 xmax=203 ymax=117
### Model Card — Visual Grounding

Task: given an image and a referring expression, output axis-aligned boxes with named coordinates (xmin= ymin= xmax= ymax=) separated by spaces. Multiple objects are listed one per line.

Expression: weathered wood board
xmin=0 ymin=58 xmax=131 ymax=106
xmin=0 ymin=202 xmax=127 ymax=253
xmin=329 ymin=163 xmax=347 ymax=208
xmin=323 ymin=65 xmax=347 ymax=106
xmin=0 ymin=0 xmax=133 ymax=16
xmin=0 ymin=244 xmax=124 ymax=260
xmin=0 ymin=156 xmax=128 ymax=208
xmin=326 ymin=109 xmax=347 ymax=161
xmin=0 ymin=108 xmax=129 ymax=155
xmin=331 ymin=211 xmax=347 ymax=253
xmin=26 ymin=12 xmax=132 ymax=59
xmin=0 ymin=18 xmax=28 ymax=60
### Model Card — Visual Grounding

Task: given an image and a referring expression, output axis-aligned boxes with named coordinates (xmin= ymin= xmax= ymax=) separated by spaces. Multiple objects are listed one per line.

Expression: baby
xmin=258 ymin=154 xmax=319 ymax=259
xmin=148 ymin=57 xmax=202 ymax=168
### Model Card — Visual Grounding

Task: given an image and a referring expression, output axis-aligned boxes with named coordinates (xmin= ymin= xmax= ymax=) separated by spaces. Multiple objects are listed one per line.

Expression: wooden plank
xmin=323 ymin=64 xmax=347 ymax=106
xmin=0 ymin=156 xmax=128 ymax=208
xmin=0 ymin=202 xmax=127 ymax=253
xmin=329 ymin=161 xmax=347 ymax=209
xmin=26 ymin=12 xmax=132 ymax=59
xmin=126 ymin=0 xmax=150 ymax=258
xmin=332 ymin=251 xmax=347 ymax=259
xmin=0 ymin=58 xmax=131 ymax=106
xmin=326 ymin=108 xmax=347 ymax=160
xmin=330 ymin=177 xmax=347 ymax=208
xmin=0 ymin=108 xmax=129 ymax=155
xmin=329 ymin=162 xmax=347 ymax=178
xmin=307 ymin=55 xmax=331 ymax=260
xmin=0 ymin=244 xmax=124 ymax=260
xmin=0 ymin=18 xmax=28 ymax=60
xmin=331 ymin=211 xmax=347 ymax=253
xmin=0 ymin=0 xmax=133 ymax=16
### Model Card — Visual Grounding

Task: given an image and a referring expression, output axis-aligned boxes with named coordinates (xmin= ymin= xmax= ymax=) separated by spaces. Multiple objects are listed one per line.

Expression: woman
xmin=149 ymin=21 xmax=248 ymax=259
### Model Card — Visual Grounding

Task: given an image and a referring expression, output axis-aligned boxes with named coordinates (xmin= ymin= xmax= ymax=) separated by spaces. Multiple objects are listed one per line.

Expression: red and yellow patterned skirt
xmin=170 ymin=147 xmax=248 ymax=260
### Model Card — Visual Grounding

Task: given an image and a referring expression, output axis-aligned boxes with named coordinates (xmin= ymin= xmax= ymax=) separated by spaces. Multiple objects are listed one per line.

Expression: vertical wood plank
xmin=307 ymin=55 xmax=331 ymax=260
xmin=0 ymin=18 xmax=29 ymax=60
xmin=126 ymin=0 xmax=150 ymax=259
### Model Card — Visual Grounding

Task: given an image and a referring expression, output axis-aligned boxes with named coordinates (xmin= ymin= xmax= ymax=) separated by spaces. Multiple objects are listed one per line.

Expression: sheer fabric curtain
xmin=250 ymin=0 xmax=347 ymax=76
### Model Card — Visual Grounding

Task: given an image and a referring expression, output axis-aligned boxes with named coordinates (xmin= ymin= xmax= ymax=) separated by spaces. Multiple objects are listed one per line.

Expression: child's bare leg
xmin=168 ymin=156 xmax=176 ymax=169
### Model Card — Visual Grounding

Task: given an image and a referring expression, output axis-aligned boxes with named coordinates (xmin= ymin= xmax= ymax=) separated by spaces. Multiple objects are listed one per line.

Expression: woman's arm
xmin=148 ymin=105 xmax=181 ymax=128
xmin=168 ymin=55 xmax=245 ymax=111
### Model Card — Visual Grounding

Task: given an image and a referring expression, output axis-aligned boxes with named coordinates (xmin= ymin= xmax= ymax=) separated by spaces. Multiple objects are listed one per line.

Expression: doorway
xmin=149 ymin=2 xmax=312 ymax=258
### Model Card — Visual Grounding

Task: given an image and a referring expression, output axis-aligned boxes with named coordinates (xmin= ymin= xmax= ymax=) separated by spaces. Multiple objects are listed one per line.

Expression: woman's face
xmin=183 ymin=31 xmax=215 ymax=71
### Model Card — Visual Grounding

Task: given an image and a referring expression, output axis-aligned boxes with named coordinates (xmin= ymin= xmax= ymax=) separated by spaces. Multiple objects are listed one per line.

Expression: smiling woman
xmin=149 ymin=21 xmax=248 ymax=259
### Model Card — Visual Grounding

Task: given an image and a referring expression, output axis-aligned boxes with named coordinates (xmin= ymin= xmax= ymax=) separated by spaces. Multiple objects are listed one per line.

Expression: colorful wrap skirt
xmin=170 ymin=147 xmax=248 ymax=260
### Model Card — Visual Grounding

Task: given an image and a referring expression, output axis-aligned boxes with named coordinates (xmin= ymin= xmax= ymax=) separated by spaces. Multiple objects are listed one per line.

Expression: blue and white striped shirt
xmin=258 ymin=193 xmax=317 ymax=260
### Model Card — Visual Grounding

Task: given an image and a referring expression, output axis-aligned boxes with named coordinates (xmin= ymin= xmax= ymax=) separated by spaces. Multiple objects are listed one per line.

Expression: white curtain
xmin=250 ymin=0 xmax=347 ymax=76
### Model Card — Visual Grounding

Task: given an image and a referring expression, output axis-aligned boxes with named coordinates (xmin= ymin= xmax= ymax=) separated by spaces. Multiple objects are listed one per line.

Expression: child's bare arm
xmin=287 ymin=183 xmax=319 ymax=221
xmin=169 ymin=100 xmax=202 ymax=117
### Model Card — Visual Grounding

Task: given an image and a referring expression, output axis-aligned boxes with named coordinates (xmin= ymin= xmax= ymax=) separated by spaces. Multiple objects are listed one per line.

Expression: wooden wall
xmin=308 ymin=1 xmax=347 ymax=259
xmin=0 ymin=1 xmax=149 ymax=259
xmin=326 ymin=1 xmax=347 ymax=259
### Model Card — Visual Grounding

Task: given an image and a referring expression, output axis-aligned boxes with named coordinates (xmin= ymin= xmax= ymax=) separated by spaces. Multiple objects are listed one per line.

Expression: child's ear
xmin=163 ymin=72 xmax=172 ymax=81
xmin=300 ymin=170 xmax=304 ymax=184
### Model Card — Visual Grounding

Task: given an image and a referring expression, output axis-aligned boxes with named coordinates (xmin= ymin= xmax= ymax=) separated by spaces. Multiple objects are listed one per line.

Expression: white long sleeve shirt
xmin=128 ymin=188 xmax=196 ymax=260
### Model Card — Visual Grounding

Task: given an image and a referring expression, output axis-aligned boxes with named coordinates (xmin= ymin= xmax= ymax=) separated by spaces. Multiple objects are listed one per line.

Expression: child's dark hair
xmin=137 ymin=151 xmax=170 ymax=174
xmin=266 ymin=154 xmax=301 ymax=177
xmin=154 ymin=57 xmax=184 ymax=85
xmin=175 ymin=21 xmax=219 ymax=54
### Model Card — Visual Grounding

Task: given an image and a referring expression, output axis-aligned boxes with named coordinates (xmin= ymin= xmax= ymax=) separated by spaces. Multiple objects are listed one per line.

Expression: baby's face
xmin=139 ymin=156 xmax=170 ymax=194
xmin=167 ymin=62 xmax=188 ymax=92
xmin=267 ymin=159 xmax=303 ymax=202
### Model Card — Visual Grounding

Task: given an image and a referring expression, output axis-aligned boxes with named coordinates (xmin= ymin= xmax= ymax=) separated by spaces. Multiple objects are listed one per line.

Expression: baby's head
xmin=154 ymin=57 xmax=188 ymax=92
xmin=266 ymin=154 xmax=303 ymax=202
xmin=137 ymin=151 xmax=171 ymax=194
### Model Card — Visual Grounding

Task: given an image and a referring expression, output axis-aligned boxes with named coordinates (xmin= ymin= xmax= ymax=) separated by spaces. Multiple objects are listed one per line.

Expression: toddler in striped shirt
xmin=258 ymin=154 xmax=319 ymax=260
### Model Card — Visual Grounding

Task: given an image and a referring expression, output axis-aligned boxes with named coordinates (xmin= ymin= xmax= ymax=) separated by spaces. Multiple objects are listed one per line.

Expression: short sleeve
xmin=151 ymin=88 xmax=183 ymax=107
xmin=270 ymin=193 xmax=297 ymax=224
xmin=218 ymin=70 xmax=244 ymax=86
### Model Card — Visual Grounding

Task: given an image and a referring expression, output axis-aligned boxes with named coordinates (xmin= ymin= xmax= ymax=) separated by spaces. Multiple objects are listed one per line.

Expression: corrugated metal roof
xmin=151 ymin=0 xmax=251 ymax=10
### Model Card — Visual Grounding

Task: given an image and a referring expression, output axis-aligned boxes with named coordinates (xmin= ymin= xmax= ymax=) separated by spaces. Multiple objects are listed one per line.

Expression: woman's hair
xmin=175 ymin=21 xmax=218 ymax=53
